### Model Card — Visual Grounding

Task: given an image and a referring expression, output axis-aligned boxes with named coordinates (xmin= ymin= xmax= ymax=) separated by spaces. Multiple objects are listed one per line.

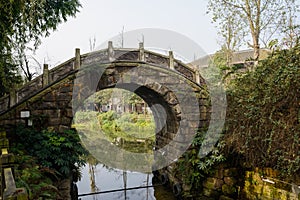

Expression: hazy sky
xmin=35 ymin=0 xmax=219 ymax=67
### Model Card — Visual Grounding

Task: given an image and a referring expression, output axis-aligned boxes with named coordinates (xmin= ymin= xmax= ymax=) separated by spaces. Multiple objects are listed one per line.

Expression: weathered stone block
xmin=48 ymin=118 xmax=61 ymax=126
xmin=200 ymin=112 xmax=207 ymax=120
xmin=59 ymin=125 xmax=70 ymax=133
xmin=203 ymin=187 xmax=221 ymax=198
xmin=212 ymin=169 xmax=224 ymax=179
xmin=203 ymin=177 xmax=224 ymax=190
xmin=57 ymin=93 xmax=71 ymax=101
xmin=1 ymin=153 xmax=15 ymax=165
xmin=224 ymin=177 xmax=237 ymax=186
xmin=0 ymin=138 xmax=9 ymax=149
xmin=43 ymin=92 xmax=56 ymax=101
xmin=173 ymin=104 xmax=181 ymax=115
xmin=65 ymin=108 xmax=73 ymax=118
xmin=59 ymin=84 xmax=72 ymax=93
xmin=219 ymin=195 xmax=235 ymax=200
xmin=222 ymin=184 xmax=236 ymax=196
xmin=165 ymin=92 xmax=178 ymax=105
xmin=0 ymin=131 xmax=6 ymax=138
xmin=224 ymin=168 xmax=238 ymax=177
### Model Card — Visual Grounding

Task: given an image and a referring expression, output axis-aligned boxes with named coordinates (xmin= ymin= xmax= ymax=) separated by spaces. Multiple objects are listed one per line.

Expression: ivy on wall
xmin=224 ymin=44 xmax=300 ymax=176
xmin=174 ymin=44 xmax=300 ymax=195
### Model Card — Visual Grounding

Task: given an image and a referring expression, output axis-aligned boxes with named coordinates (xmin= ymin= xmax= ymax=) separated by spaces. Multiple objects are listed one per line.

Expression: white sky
xmin=34 ymin=0 xmax=219 ymax=68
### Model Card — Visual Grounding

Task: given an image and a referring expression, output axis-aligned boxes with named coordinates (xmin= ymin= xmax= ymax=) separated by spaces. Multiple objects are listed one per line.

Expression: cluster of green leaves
xmin=14 ymin=154 xmax=60 ymax=199
xmin=0 ymin=53 xmax=22 ymax=95
xmin=0 ymin=0 xmax=81 ymax=94
xmin=224 ymin=43 xmax=300 ymax=176
xmin=74 ymin=110 xmax=155 ymax=141
xmin=207 ymin=0 xmax=300 ymax=60
xmin=12 ymin=125 xmax=87 ymax=179
xmin=100 ymin=111 xmax=154 ymax=140
xmin=98 ymin=111 xmax=155 ymax=140
xmin=176 ymin=128 xmax=226 ymax=191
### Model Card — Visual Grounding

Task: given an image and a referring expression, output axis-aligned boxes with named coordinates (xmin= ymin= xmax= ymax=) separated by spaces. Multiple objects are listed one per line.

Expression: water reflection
xmin=77 ymin=164 xmax=176 ymax=200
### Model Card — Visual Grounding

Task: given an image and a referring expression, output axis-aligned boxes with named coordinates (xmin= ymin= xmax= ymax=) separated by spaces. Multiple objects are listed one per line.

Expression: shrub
xmin=12 ymin=125 xmax=87 ymax=179
xmin=224 ymin=44 xmax=300 ymax=176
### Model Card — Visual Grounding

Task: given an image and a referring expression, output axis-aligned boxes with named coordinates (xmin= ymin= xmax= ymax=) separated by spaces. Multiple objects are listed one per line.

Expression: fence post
xmin=108 ymin=41 xmax=114 ymax=62
xmin=43 ymin=64 xmax=49 ymax=87
xmin=9 ymin=88 xmax=16 ymax=108
xmin=74 ymin=48 xmax=81 ymax=70
xmin=169 ymin=51 xmax=174 ymax=70
xmin=139 ymin=42 xmax=145 ymax=61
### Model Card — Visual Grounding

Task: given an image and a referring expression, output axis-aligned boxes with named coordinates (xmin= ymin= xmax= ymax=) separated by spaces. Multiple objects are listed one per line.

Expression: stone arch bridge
xmin=0 ymin=42 xmax=210 ymax=172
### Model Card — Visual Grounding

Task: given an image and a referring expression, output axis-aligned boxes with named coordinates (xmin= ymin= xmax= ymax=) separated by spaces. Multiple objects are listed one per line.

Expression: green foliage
xmin=74 ymin=110 xmax=99 ymax=124
xmin=224 ymin=43 xmax=300 ymax=176
xmin=207 ymin=0 xmax=300 ymax=60
xmin=176 ymin=129 xmax=226 ymax=190
xmin=0 ymin=0 xmax=81 ymax=94
xmin=98 ymin=111 xmax=155 ymax=140
xmin=0 ymin=49 xmax=22 ymax=96
xmin=12 ymin=125 xmax=87 ymax=179
xmin=74 ymin=110 xmax=155 ymax=141
xmin=14 ymin=153 xmax=60 ymax=199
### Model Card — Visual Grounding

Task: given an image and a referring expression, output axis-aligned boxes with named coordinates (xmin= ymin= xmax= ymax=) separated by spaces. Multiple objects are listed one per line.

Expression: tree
xmin=207 ymin=0 xmax=299 ymax=61
xmin=215 ymin=8 xmax=244 ymax=57
xmin=278 ymin=0 xmax=300 ymax=49
xmin=0 ymin=0 xmax=81 ymax=95
xmin=0 ymin=53 xmax=22 ymax=96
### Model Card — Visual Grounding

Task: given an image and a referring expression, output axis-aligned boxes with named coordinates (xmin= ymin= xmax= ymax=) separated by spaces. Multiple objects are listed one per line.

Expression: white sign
xmin=20 ymin=111 xmax=30 ymax=118
xmin=28 ymin=119 xmax=33 ymax=126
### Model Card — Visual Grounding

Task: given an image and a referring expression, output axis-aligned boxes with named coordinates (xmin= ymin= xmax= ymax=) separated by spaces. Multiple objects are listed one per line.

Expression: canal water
xmin=77 ymin=163 xmax=177 ymax=200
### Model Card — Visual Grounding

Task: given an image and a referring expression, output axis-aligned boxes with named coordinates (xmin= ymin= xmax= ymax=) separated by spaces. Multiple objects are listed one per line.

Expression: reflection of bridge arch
xmin=0 ymin=42 xmax=209 ymax=172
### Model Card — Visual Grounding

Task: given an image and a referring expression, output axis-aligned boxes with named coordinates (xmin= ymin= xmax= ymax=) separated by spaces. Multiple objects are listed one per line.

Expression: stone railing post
xmin=74 ymin=48 xmax=81 ymax=70
xmin=169 ymin=51 xmax=174 ymax=70
xmin=42 ymin=64 xmax=49 ymax=87
xmin=195 ymin=70 xmax=200 ymax=84
xmin=9 ymin=88 xmax=16 ymax=108
xmin=108 ymin=41 xmax=114 ymax=62
xmin=139 ymin=42 xmax=145 ymax=61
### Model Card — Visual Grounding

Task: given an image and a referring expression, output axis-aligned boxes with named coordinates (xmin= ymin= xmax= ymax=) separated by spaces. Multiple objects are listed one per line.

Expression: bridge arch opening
xmin=73 ymin=82 xmax=180 ymax=152
xmin=73 ymin=85 xmax=180 ymax=155
xmin=72 ymin=62 xmax=201 ymax=172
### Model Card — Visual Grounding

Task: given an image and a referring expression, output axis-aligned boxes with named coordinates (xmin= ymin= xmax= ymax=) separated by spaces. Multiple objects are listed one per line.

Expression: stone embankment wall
xmin=159 ymin=164 xmax=300 ymax=200
xmin=241 ymin=168 xmax=300 ymax=200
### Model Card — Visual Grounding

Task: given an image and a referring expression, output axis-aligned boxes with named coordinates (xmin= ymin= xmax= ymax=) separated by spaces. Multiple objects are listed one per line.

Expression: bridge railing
xmin=0 ymin=41 xmax=203 ymax=115
xmin=0 ymin=57 xmax=76 ymax=114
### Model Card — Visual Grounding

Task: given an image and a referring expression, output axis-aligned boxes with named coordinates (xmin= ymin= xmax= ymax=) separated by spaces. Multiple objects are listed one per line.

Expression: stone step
xmin=0 ymin=139 xmax=9 ymax=151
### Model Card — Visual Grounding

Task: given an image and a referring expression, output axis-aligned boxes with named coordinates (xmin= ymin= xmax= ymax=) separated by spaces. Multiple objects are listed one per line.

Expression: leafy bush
xmin=14 ymin=154 xmax=60 ymax=199
xmin=176 ymin=128 xmax=225 ymax=190
xmin=12 ymin=125 xmax=87 ymax=179
xmin=96 ymin=111 xmax=155 ymax=140
xmin=224 ymin=44 xmax=300 ymax=176
xmin=74 ymin=110 xmax=98 ymax=124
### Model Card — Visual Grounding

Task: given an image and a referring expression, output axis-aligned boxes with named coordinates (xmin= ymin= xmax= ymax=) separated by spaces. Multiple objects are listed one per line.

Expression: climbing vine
xmin=175 ymin=43 xmax=300 ymax=196
xmin=224 ymin=44 xmax=300 ymax=176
